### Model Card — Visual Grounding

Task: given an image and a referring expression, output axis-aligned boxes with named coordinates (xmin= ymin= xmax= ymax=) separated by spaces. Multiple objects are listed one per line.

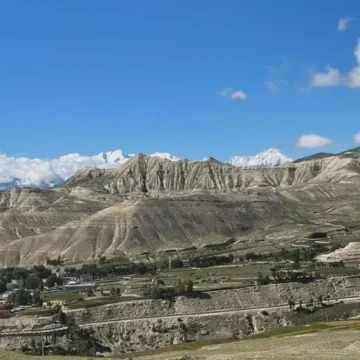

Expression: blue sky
xmin=0 ymin=0 xmax=360 ymax=160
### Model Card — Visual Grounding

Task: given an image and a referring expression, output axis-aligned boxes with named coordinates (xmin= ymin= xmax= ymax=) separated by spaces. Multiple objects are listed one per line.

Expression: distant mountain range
xmin=0 ymin=148 xmax=291 ymax=189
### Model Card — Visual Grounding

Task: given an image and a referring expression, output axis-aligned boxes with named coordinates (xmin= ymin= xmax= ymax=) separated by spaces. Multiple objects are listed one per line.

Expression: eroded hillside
xmin=1 ymin=152 xmax=360 ymax=267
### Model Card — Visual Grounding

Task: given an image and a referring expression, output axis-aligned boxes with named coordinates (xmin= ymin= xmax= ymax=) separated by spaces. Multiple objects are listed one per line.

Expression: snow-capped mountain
xmin=149 ymin=152 xmax=181 ymax=161
xmin=0 ymin=148 xmax=291 ymax=189
xmin=0 ymin=150 xmax=181 ymax=189
xmin=229 ymin=148 xmax=292 ymax=167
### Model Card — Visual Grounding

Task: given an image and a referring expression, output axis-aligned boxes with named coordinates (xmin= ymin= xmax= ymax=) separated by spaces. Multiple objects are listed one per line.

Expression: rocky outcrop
xmin=317 ymin=242 xmax=360 ymax=262
xmin=66 ymin=154 xmax=360 ymax=194
xmin=83 ymin=309 xmax=285 ymax=355
xmin=65 ymin=279 xmax=360 ymax=325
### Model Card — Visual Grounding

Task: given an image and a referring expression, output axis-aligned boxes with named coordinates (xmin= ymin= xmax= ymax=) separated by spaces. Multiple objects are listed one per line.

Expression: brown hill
xmin=1 ymin=153 xmax=360 ymax=267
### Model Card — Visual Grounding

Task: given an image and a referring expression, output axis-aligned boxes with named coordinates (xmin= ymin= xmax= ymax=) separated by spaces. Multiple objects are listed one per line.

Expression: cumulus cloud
xmin=338 ymin=17 xmax=354 ymax=32
xmin=310 ymin=66 xmax=343 ymax=87
xmin=348 ymin=39 xmax=360 ymax=87
xmin=218 ymin=88 xmax=247 ymax=100
xmin=352 ymin=132 xmax=360 ymax=145
xmin=310 ymin=39 xmax=360 ymax=88
xmin=230 ymin=90 xmax=247 ymax=100
xmin=296 ymin=134 xmax=333 ymax=149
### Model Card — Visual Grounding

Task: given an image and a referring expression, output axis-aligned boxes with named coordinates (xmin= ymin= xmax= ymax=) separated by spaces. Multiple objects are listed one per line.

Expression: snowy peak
xmin=229 ymin=148 xmax=292 ymax=167
xmin=97 ymin=150 xmax=131 ymax=165
xmin=149 ymin=152 xmax=181 ymax=161
xmin=0 ymin=148 xmax=292 ymax=189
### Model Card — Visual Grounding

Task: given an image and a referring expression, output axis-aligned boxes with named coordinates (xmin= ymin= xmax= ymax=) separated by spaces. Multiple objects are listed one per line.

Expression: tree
xmin=170 ymin=259 xmax=184 ymax=268
xmin=32 ymin=265 xmax=52 ymax=279
xmin=257 ymin=272 xmax=271 ymax=285
xmin=0 ymin=282 xmax=6 ymax=294
xmin=32 ymin=290 xmax=42 ymax=306
xmin=142 ymin=285 xmax=175 ymax=299
xmin=173 ymin=278 xmax=186 ymax=294
xmin=38 ymin=279 xmax=44 ymax=291
xmin=156 ymin=279 xmax=165 ymax=286
xmin=87 ymin=288 xmax=94 ymax=297
xmin=45 ymin=274 xmax=63 ymax=288
xmin=26 ymin=277 xmax=42 ymax=290
xmin=183 ymin=279 xmax=194 ymax=293
xmin=9 ymin=289 xmax=33 ymax=306
xmin=288 ymin=297 xmax=295 ymax=310
xmin=57 ymin=310 xmax=67 ymax=325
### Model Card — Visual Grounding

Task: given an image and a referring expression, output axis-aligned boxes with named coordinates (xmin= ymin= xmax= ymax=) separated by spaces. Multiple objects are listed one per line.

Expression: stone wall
xmin=82 ymin=308 xmax=288 ymax=355
xmin=66 ymin=278 xmax=360 ymax=324
xmin=0 ymin=315 xmax=55 ymax=332
xmin=65 ymin=298 xmax=176 ymax=324
xmin=0 ymin=278 xmax=358 ymax=354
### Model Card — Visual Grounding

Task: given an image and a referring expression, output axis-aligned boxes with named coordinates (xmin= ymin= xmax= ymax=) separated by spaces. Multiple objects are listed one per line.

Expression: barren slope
xmin=0 ymin=152 xmax=360 ymax=267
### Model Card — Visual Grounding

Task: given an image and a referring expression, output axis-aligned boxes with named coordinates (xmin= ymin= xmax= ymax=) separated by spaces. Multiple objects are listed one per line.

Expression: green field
xmin=44 ymin=291 xmax=86 ymax=302
xmin=157 ymin=263 xmax=271 ymax=290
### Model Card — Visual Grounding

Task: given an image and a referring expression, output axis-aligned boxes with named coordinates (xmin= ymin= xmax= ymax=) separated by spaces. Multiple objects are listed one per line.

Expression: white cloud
xmin=264 ymin=61 xmax=290 ymax=91
xmin=218 ymin=88 xmax=248 ymax=100
xmin=310 ymin=39 xmax=360 ymax=88
xmin=348 ymin=39 xmax=360 ymax=87
xmin=217 ymin=88 xmax=232 ymax=97
xmin=352 ymin=132 xmax=360 ymax=144
xmin=338 ymin=17 xmax=354 ymax=32
xmin=264 ymin=81 xmax=278 ymax=92
xmin=310 ymin=66 xmax=343 ymax=87
xmin=231 ymin=90 xmax=247 ymax=100
xmin=296 ymin=134 xmax=333 ymax=149
xmin=0 ymin=150 xmax=180 ymax=188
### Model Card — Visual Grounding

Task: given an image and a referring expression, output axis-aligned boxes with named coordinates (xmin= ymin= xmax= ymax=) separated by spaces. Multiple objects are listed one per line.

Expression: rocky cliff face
xmin=66 ymin=154 xmax=360 ymax=194
xmin=1 ymin=279 xmax=358 ymax=354
xmin=0 ymin=153 xmax=360 ymax=266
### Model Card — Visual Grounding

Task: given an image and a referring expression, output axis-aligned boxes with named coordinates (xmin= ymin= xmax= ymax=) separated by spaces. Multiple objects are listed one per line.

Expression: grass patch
xmin=319 ymin=267 xmax=360 ymax=276
xmin=44 ymin=291 xmax=86 ymax=302
xmin=286 ymin=302 xmax=360 ymax=325
xmin=19 ymin=307 xmax=55 ymax=317
xmin=66 ymin=295 xmax=140 ymax=309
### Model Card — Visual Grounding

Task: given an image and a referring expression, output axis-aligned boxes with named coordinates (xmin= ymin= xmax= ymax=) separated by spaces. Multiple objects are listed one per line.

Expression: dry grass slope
xmin=2 ymin=324 xmax=360 ymax=359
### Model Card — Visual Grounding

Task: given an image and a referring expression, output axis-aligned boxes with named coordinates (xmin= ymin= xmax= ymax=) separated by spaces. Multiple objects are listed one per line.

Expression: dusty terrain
xmin=1 ymin=326 xmax=360 ymax=359
xmin=131 ymin=328 xmax=360 ymax=360
xmin=317 ymin=242 xmax=360 ymax=262
xmin=1 ymin=150 xmax=360 ymax=266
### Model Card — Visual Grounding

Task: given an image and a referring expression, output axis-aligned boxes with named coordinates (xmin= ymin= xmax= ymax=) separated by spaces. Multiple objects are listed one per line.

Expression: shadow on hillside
xmin=184 ymin=291 xmax=211 ymax=299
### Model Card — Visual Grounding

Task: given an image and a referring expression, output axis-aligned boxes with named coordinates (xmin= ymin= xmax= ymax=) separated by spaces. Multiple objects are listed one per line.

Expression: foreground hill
xmin=1 ymin=322 xmax=360 ymax=359
xmin=1 ymin=151 xmax=360 ymax=266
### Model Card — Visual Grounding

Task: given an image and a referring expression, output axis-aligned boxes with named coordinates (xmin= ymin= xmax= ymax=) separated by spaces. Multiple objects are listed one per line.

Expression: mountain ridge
xmin=1 ymin=149 xmax=360 ymax=266
xmin=0 ymin=148 xmax=291 ymax=189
